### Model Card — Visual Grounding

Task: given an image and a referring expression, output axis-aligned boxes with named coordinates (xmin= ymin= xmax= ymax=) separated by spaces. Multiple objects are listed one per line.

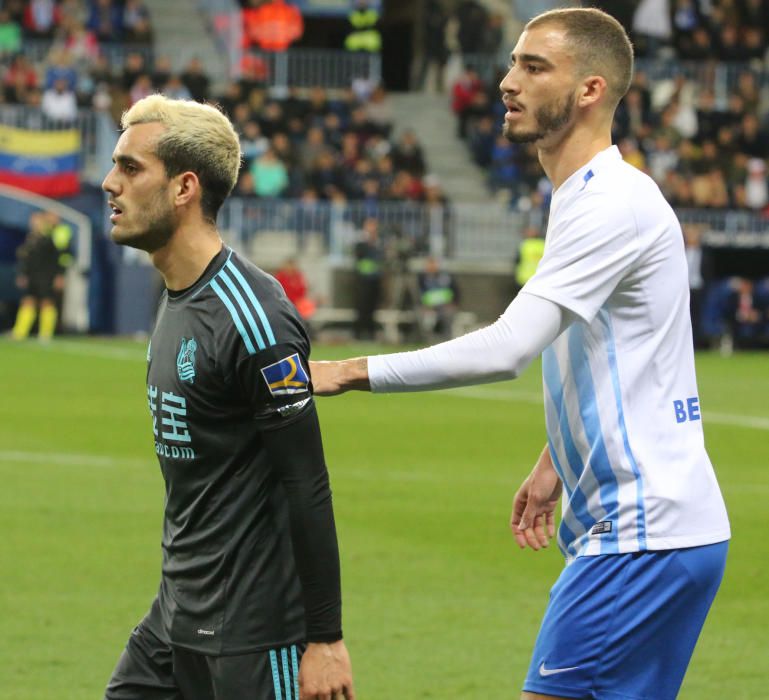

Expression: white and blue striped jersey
xmin=524 ymin=146 xmax=730 ymax=562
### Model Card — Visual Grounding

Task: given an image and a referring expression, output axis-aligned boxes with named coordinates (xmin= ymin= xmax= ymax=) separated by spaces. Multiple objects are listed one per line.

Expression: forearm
xmin=263 ymin=404 xmax=342 ymax=641
xmin=368 ymin=293 xmax=568 ymax=393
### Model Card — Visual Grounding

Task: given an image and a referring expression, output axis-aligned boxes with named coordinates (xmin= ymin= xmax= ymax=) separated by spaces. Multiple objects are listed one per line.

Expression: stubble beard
xmin=111 ymin=193 xmax=177 ymax=253
xmin=504 ymin=91 xmax=576 ymax=144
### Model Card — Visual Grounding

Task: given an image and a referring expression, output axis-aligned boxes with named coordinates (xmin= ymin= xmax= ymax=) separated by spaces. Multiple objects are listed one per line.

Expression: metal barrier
xmin=219 ymin=198 xmax=769 ymax=260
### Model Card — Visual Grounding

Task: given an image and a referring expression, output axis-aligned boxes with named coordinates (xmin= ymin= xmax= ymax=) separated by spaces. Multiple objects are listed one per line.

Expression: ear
xmin=578 ymin=75 xmax=608 ymax=108
xmin=173 ymin=171 xmax=201 ymax=208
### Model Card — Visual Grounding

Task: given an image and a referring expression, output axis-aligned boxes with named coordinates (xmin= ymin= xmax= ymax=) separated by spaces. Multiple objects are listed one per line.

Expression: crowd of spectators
xmin=456 ymin=2 xmax=769 ymax=217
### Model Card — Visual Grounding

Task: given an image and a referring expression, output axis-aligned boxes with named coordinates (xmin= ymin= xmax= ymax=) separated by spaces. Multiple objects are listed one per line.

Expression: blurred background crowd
xmin=0 ymin=0 xmax=768 ymax=349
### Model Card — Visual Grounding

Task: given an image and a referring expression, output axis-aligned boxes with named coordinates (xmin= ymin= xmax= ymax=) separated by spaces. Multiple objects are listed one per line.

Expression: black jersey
xmin=143 ymin=246 xmax=340 ymax=655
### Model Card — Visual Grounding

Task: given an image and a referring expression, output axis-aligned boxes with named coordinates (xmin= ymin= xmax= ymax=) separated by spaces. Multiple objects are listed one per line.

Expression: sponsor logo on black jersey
xmin=261 ymin=353 xmax=310 ymax=396
xmin=177 ymin=337 xmax=198 ymax=384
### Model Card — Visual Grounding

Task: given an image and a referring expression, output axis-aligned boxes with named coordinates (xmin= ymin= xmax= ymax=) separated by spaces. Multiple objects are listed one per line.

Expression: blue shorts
xmin=523 ymin=541 xmax=728 ymax=700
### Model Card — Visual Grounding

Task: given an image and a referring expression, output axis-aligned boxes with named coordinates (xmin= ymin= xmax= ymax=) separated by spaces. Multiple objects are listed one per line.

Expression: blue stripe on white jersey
xmin=543 ymin=346 xmax=603 ymax=557
xmin=601 ymin=310 xmax=647 ymax=548
xmin=567 ymin=324 xmax=620 ymax=554
xmin=545 ymin=318 xmax=647 ymax=561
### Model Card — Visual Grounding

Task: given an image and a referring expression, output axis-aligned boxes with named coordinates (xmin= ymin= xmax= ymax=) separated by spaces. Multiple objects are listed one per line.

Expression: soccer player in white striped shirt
xmin=311 ymin=8 xmax=729 ymax=699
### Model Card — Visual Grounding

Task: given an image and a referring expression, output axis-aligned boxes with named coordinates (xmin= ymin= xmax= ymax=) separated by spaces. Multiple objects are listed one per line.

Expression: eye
xmin=526 ymin=64 xmax=541 ymax=74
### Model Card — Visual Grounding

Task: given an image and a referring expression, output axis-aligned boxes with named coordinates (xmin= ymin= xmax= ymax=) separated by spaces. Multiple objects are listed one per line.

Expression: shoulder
xmin=206 ymin=251 xmax=305 ymax=356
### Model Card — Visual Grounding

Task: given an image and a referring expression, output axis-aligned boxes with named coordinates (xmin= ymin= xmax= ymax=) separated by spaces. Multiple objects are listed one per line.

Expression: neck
xmin=151 ymin=221 xmax=222 ymax=291
xmin=537 ymin=119 xmax=613 ymax=190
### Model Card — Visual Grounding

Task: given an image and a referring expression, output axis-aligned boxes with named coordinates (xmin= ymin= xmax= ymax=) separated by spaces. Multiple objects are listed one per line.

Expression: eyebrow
xmin=509 ymin=52 xmax=555 ymax=69
xmin=112 ymin=154 xmax=141 ymax=167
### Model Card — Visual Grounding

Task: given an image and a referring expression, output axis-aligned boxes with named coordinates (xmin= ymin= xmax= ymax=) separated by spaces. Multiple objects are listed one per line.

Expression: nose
xmin=102 ymin=165 xmax=118 ymax=195
xmin=499 ymin=66 xmax=520 ymax=96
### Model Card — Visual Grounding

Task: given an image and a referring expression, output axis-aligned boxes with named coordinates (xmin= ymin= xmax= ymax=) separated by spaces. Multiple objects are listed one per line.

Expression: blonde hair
xmin=527 ymin=8 xmax=634 ymax=107
xmin=122 ymin=95 xmax=242 ymax=222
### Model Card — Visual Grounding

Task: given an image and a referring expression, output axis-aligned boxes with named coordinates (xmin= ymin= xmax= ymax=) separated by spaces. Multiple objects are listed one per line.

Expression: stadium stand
xmin=0 ymin=0 xmax=766 ymax=346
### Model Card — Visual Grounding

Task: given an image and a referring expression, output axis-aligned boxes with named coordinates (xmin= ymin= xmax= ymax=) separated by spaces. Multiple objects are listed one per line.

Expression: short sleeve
xmin=236 ymin=340 xmax=313 ymax=429
xmin=523 ymin=192 xmax=640 ymax=323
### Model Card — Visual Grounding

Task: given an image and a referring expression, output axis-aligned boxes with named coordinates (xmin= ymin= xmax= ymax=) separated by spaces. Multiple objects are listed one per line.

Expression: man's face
xmin=101 ymin=122 xmax=177 ymax=253
xmin=499 ymin=26 xmax=578 ymax=146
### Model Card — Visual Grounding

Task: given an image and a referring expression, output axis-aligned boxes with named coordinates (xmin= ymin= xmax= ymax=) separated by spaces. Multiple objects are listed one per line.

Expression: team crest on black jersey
xmin=261 ymin=353 xmax=310 ymax=396
xmin=177 ymin=337 xmax=198 ymax=384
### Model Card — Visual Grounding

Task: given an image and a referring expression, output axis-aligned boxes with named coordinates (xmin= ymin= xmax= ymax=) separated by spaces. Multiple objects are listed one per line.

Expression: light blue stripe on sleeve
xmin=210 ymin=278 xmax=257 ymax=355
xmin=281 ymin=648 xmax=292 ymax=700
xmin=226 ymin=259 xmax=277 ymax=346
xmin=269 ymin=649 xmax=283 ymax=700
xmin=291 ymin=645 xmax=300 ymax=700
xmin=567 ymin=324 xmax=619 ymax=554
xmin=602 ymin=310 xmax=646 ymax=548
xmin=217 ymin=269 xmax=266 ymax=351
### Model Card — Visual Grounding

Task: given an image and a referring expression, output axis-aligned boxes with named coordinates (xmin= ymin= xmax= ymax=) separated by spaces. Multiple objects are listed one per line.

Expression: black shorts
xmin=105 ymin=622 xmax=305 ymax=700
xmin=25 ymin=273 xmax=57 ymax=300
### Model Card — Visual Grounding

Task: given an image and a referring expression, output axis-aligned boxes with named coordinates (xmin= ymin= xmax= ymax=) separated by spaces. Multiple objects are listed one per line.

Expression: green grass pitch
xmin=0 ymin=337 xmax=767 ymax=698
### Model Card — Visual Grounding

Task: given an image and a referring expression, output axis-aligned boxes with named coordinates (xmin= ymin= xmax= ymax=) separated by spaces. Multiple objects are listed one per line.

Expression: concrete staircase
xmin=143 ymin=0 xmax=230 ymax=87
xmin=389 ymin=91 xmax=496 ymax=205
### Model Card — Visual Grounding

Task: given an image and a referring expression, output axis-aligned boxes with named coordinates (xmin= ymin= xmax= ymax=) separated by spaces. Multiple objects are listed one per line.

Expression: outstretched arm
xmin=311 ymin=292 xmax=571 ymax=395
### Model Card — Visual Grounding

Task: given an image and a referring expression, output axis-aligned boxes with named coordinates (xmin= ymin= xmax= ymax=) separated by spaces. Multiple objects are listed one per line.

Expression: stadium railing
xmin=219 ymin=198 xmax=769 ymax=260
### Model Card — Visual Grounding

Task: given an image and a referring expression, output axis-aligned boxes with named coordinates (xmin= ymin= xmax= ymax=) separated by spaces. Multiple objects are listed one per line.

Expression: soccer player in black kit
xmin=102 ymin=95 xmax=355 ymax=700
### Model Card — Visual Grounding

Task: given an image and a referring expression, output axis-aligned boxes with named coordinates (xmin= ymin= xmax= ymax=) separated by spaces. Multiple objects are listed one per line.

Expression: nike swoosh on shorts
xmin=539 ymin=662 xmax=579 ymax=677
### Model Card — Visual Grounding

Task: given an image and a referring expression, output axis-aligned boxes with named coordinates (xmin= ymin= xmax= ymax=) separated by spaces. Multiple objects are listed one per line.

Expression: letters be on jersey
xmin=261 ymin=353 xmax=310 ymax=397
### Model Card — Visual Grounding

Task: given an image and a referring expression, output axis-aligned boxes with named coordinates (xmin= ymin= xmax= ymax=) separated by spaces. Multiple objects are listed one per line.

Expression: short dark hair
xmin=526 ymin=8 xmax=634 ymax=107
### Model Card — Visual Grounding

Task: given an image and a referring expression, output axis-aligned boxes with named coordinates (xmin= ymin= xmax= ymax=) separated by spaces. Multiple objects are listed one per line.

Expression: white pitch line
xmin=0 ymin=450 xmax=149 ymax=469
xmin=10 ymin=343 xmax=769 ymax=432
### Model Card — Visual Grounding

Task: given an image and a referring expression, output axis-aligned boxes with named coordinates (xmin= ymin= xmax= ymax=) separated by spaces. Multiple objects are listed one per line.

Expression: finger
xmin=532 ymin=515 xmax=549 ymax=548
xmin=546 ymin=510 xmax=556 ymax=538
xmin=513 ymin=528 xmax=528 ymax=549
xmin=523 ymin=525 xmax=543 ymax=551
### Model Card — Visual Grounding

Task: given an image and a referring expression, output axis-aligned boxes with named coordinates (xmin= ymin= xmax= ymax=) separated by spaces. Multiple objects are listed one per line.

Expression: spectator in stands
xmin=451 ymin=66 xmax=484 ymax=138
xmin=0 ymin=8 xmax=21 ymax=57
xmin=455 ymin=0 xmax=488 ymax=55
xmin=161 ymin=75 xmax=192 ymax=101
xmin=744 ymin=158 xmax=768 ymax=211
xmin=417 ymin=256 xmax=460 ymax=341
xmin=62 ymin=19 xmax=100 ymax=67
xmin=240 ymin=120 xmax=270 ymax=164
xmin=87 ymin=0 xmax=123 ymax=42
xmin=242 ymin=0 xmax=304 ymax=51
xmin=23 ymin=0 xmax=60 ymax=38
xmin=149 ymin=55 xmax=172 ymax=91
xmin=44 ymin=47 xmax=78 ymax=91
xmin=3 ymin=53 xmax=38 ymax=103
xmin=41 ymin=76 xmax=78 ymax=123
xmin=513 ymin=225 xmax=545 ymax=297
xmin=122 ymin=0 xmax=152 ymax=43
xmin=274 ymin=257 xmax=317 ymax=324
xmin=250 ymin=146 xmax=289 ymax=198
xmin=632 ymin=0 xmax=672 ymax=57
xmin=363 ymin=85 xmax=393 ymax=138
xmin=352 ymin=217 xmax=383 ymax=340
xmin=344 ymin=0 xmax=381 ymax=53
xmin=129 ymin=73 xmax=153 ymax=105
xmin=416 ymin=0 xmax=448 ymax=93
xmin=683 ymin=223 xmax=708 ymax=348
xmin=391 ymin=130 xmax=426 ymax=177
xmin=180 ymin=57 xmax=210 ymax=103
xmin=120 ymin=50 xmax=147 ymax=91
